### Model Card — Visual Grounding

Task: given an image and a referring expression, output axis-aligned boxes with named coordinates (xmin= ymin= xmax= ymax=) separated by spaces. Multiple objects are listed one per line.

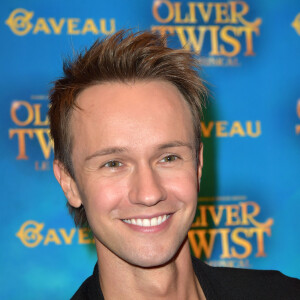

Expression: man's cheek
xmin=86 ymin=183 xmax=126 ymax=212
xmin=166 ymin=174 xmax=197 ymax=195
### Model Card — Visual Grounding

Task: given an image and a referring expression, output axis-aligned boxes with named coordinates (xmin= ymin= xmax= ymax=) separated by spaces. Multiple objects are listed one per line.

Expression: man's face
xmin=66 ymin=81 xmax=202 ymax=267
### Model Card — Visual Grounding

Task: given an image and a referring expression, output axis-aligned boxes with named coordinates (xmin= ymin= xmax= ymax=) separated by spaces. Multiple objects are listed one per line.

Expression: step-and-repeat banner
xmin=1 ymin=0 xmax=300 ymax=299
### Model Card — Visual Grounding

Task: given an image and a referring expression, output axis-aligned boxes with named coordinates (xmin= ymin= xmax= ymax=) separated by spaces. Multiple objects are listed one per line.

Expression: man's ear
xmin=53 ymin=160 xmax=82 ymax=208
xmin=197 ymin=143 xmax=204 ymax=190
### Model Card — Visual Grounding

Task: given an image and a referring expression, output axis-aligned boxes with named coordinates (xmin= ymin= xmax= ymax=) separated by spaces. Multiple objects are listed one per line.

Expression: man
xmin=49 ymin=30 xmax=300 ymax=299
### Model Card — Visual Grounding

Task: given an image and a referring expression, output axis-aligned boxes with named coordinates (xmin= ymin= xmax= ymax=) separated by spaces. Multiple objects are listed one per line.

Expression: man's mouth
xmin=122 ymin=214 xmax=170 ymax=227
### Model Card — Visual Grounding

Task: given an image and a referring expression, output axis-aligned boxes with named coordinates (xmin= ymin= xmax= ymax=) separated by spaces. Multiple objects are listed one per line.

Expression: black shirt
xmin=71 ymin=256 xmax=300 ymax=300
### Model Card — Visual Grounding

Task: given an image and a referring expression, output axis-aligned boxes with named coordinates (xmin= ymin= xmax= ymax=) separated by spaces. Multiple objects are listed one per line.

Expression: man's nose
xmin=128 ymin=164 xmax=167 ymax=206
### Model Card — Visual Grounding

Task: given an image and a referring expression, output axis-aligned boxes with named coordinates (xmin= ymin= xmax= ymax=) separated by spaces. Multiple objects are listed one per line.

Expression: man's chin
xmin=126 ymin=253 xmax=176 ymax=269
xmin=122 ymin=239 xmax=188 ymax=269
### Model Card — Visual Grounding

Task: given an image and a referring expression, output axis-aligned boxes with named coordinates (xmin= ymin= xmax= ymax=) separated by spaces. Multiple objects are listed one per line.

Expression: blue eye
xmin=104 ymin=161 xmax=123 ymax=168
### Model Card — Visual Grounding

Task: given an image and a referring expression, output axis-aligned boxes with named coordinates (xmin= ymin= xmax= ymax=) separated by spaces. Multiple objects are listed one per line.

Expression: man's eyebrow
xmin=157 ymin=141 xmax=193 ymax=151
xmin=85 ymin=141 xmax=193 ymax=161
xmin=85 ymin=147 xmax=128 ymax=161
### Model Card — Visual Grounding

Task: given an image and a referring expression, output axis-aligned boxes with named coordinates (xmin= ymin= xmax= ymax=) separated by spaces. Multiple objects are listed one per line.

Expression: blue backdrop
xmin=1 ymin=0 xmax=300 ymax=299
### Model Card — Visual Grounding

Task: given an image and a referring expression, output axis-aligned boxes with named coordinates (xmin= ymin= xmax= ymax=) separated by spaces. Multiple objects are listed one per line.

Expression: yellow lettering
xmin=208 ymin=205 xmax=225 ymax=226
xmin=231 ymin=228 xmax=252 ymax=258
xmin=33 ymin=18 xmax=51 ymax=34
xmin=219 ymin=228 xmax=231 ymax=258
xmin=33 ymin=104 xmax=49 ymax=126
xmin=253 ymin=227 xmax=271 ymax=257
xmin=296 ymin=100 xmax=300 ymax=134
xmin=59 ymin=228 xmax=76 ymax=244
xmin=239 ymin=26 xmax=259 ymax=56
xmin=67 ymin=18 xmax=80 ymax=35
xmin=196 ymin=3 xmax=213 ymax=23
xmin=9 ymin=129 xmax=34 ymax=159
xmin=219 ymin=26 xmax=241 ymax=57
xmin=241 ymin=202 xmax=274 ymax=227
xmin=174 ymin=2 xmax=190 ymax=23
xmin=152 ymin=0 xmax=174 ymax=23
xmin=192 ymin=205 xmax=208 ymax=227
xmin=229 ymin=121 xmax=245 ymax=137
xmin=215 ymin=3 xmax=230 ymax=23
xmin=48 ymin=18 xmax=65 ymax=34
xmin=246 ymin=121 xmax=261 ymax=137
xmin=230 ymin=1 xmax=262 ymax=27
xmin=200 ymin=121 xmax=214 ymax=138
xmin=225 ymin=205 xmax=241 ymax=226
xmin=208 ymin=26 xmax=220 ymax=56
xmin=100 ymin=19 xmax=115 ymax=35
xmin=175 ymin=26 xmax=207 ymax=54
xmin=44 ymin=229 xmax=62 ymax=245
xmin=35 ymin=160 xmax=50 ymax=171
xmin=216 ymin=121 xmax=228 ymax=137
xmin=82 ymin=19 xmax=98 ymax=35
xmin=34 ymin=129 xmax=53 ymax=159
xmin=198 ymin=205 xmax=208 ymax=226
xmin=188 ymin=229 xmax=218 ymax=259
xmin=11 ymin=101 xmax=34 ymax=126
xmin=78 ymin=228 xmax=94 ymax=244
xmin=187 ymin=2 xmax=197 ymax=23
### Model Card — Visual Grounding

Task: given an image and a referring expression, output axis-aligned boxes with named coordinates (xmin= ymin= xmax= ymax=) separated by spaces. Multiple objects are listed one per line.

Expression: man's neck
xmin=96 ymin=240 xmax=206 ymax=300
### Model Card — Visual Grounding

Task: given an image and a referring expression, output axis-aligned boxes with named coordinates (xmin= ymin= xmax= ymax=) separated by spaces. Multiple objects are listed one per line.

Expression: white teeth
xmin=143 ymin=219 xmax=150 ymax=226
xmin=150 ymin=217 xmax=157 ymax=226
xmin=123 ymin=214 xmax=170 ymax=227
xmin=157 ymin=215 xmax=162 ymax=225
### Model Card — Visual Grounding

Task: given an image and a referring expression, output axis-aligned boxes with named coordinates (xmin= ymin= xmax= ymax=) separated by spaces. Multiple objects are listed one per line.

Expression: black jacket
xmin=71 ymin=256 xmax=300 ymax=299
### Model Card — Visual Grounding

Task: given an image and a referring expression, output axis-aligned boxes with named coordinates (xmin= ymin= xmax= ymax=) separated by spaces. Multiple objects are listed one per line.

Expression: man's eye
xmin=103 ymin=161 xmax=123 ymax=168
xmin=161 ymin=155 xmax=179 ymax=163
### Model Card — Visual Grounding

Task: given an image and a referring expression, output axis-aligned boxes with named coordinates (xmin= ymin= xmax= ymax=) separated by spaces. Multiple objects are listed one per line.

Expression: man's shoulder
xmin=192 ymin=256 xmax=300 ymax=300
xmin=71 ymin=264 xmax=104 ymax=300
xmin=71 ymin=258 xmax=300 ymax=300
xmin=71 ymin=275 xmax=93 ymax=300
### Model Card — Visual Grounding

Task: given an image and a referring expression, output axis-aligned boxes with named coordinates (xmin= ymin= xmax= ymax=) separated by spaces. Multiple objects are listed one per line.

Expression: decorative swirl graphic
xmin=292 ymin=13 xmax=300 ymax=35
xmin=5 ymin=8 xmax=34 ymax=36
xmin=16 ymin=220 xmax=44 ymax=247
xmin=296 ymin=99 xmax=300 ymax=135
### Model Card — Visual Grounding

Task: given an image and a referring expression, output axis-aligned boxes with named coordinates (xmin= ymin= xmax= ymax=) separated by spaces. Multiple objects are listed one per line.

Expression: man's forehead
xmin=74 ymin=80 xmax=187 ymax=112
xmin=69 ymin=80 xmax=195 ymax=154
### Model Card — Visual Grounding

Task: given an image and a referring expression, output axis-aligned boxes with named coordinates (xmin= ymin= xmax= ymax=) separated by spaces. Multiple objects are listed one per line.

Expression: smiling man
xmin=49 ymin=30 xmax=300 ymax=300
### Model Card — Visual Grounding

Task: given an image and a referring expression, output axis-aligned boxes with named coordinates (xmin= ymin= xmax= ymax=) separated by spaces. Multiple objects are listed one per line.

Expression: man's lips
xmin=122 ymin=214 xmax=171 ymax=227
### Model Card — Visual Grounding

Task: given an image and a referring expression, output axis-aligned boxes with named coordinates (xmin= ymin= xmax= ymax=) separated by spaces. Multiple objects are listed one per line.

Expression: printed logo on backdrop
xmin=296 ymin=99 xmax=300 ymax=135
xmin=5 ymin=8 xmax=116 ymax=36
xmin=8 ymin=95 xmax=262 ymax=171
xmin=189 ymin=195 xmax=274 ymax=268
xmin=292 ymin=13 xmax=300 ymax=35
xmin=16 ymin=220 xmax=94 ymax=247
xmin=151 ymin=0 xmax=262 ymax=66
xmin=201 ymin=120 xmax=261 ymax=138
xmin=16 ymin=195 xmax=274 ymax=269
xmin=9 ymin=96 xmax=53 ymax=170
